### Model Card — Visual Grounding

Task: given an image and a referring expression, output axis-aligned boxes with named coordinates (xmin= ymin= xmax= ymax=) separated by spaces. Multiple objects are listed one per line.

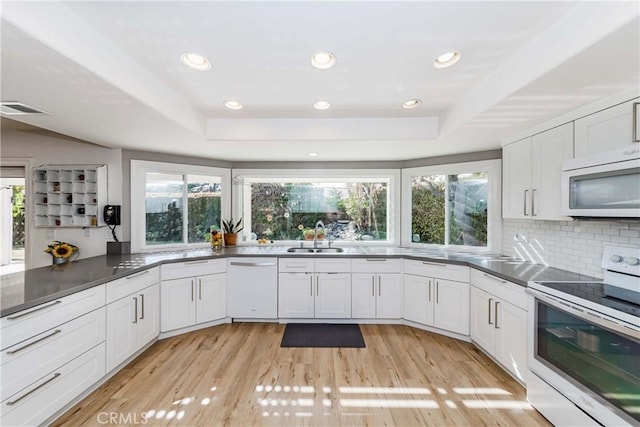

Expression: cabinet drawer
xmin=1 ymin=285 xmax=105 ymax=351
xmin=315 ymin=258 xmax=351 ymax=273
xmin=1 ymin=307 xmax=105 ymax=402
xmin=351 ymin=258 xmax=401 ymax=273
xmin=403 ymin=260 xmax=469 ymax=282
xmin=278 ymin=258 xmax=314 ymax=272
xmin=106 ymin=267 xmax=159 ymax=303
xmin=161 ymin=259 xmax=226 ymax=280
xmin=470 ymin=269 xmax=526 ymax=310
xmin=1 ymin=342 xmax=105 ymax=427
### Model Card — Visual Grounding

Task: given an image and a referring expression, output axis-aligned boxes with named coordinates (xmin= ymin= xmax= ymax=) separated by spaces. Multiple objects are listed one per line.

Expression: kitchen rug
xmin=280 ymin=323 xmax=365 ymax=348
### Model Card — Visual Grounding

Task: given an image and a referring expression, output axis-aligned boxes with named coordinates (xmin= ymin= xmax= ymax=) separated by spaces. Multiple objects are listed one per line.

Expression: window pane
xmin=448 ymin=172 xmax=488 ymax=246
xmin=188 ymin=175 xmax=222 ymax=243
xmin=145 ymin=173 xmax=184 ymax=245
xmin=249 ymin=181 xmax=388 ymax=241
xmin=411 ymin=175 xmax=446 ymax=244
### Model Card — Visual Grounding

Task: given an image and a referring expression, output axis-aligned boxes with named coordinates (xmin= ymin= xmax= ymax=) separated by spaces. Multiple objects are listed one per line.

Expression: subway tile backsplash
xmin=502 ymin=219 xmax=640 ymax=279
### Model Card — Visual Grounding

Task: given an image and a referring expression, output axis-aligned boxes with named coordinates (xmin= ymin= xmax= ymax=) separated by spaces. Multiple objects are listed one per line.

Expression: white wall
xmin=502 ymin=219 xmax=640 ymax=279
xmin=1 ymin=128 xmax=122 ymax=268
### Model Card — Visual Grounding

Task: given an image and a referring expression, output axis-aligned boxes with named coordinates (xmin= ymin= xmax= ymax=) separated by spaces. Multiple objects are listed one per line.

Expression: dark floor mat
xmin=280 ymin=323 xmax=366 ymax=348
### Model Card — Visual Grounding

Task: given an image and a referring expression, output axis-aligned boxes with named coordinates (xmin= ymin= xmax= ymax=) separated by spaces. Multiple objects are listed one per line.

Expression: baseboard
xmin=402 ymin=319 xmax=471 ymax=342
xmin=158 ymin=317 xmax=231 ymax=339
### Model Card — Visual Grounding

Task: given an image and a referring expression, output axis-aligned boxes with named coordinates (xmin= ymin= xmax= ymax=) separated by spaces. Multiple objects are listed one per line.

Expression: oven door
xmin=561 ymin=158 xmax=640 ymax=218
xmin=527 ymin=290 xmax=640 ymax=426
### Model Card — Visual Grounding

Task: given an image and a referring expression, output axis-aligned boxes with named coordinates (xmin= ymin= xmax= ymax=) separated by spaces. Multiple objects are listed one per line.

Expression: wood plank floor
xmin=54 ymin=323 xmax=551 ymax=427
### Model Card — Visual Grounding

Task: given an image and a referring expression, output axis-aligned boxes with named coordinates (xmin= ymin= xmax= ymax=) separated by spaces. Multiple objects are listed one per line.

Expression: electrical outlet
xmin=46 ymin=230 xmax=56 ymax=239
xmin=514 ymin=232 xmax=528 ymax=243
xmin=84 ymin=228 xmax=91 ymax=238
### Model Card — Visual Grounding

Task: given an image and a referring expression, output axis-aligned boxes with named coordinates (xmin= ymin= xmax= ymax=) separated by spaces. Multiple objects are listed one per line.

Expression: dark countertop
xmin=0 ymin=246 xmax=599 ymax=317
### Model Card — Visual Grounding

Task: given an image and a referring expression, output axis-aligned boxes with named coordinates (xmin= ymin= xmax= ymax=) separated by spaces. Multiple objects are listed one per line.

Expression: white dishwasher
xmin=227 ymin=257 xmax=278 ymax=320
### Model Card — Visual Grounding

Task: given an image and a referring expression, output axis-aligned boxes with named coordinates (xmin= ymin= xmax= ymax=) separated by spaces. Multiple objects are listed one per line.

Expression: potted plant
xmin=303 ymin=228 xmax=315 ymax=240
xmin=222 ymin=217 xmax=243 ymax=246
xmin=44 ymin=240 xmax=79 ymax=265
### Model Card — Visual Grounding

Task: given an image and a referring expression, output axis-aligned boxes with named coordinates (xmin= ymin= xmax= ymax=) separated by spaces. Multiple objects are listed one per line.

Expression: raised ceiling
xmin=1 ymin=1 xmax=639 ymax=161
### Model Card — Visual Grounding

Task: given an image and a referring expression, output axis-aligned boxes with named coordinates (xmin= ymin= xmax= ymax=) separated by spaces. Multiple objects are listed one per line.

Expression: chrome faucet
xmin=314 ymin=220 xmax=325 ymax=249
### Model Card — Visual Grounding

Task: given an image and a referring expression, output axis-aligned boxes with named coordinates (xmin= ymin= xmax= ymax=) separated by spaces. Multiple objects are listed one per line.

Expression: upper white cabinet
xmin=33 ymin=164 xmax=107 ymax=228
xmin=574 ymin=99 xmax=638 ymax=158
xmin=351 ymin=258 xmax=402 ymax=319
xmin=503 ymin=123 xmax=573 ymax=220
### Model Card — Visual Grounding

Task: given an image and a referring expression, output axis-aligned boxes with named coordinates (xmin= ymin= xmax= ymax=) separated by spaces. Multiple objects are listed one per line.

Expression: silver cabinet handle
xmin=6 ymin=372 xmax=61 ymax=406
xmin=436 ymin=281 xmax=439 ymax=304
xmin=422 ymin=261 xmax=446 ymax=267
xmin=428 ymin=280 xmax=432 ymax=302
xmin=378 ymin=275 xmax=381 ymax=296
xmin=483 ymin=273 xmax=507 ymax=284
xmin=199 ymin=278 xmax=202 ymax=300
xmin=191 ymin=280 xmax=195 ymax=302
xmin=6 ymin=300 xmax=62 ymax=320
xmin=316 ymin=275 xmax=319 ymax=296
xmin=126 ymin=270 xmax=150 ymax=279
xmin=6 ymin=329 xmax=62 ymax=355
xmin=139 ymin=293 xmax=145 ymax=320
xmin=495 ymin=301 xmax=500 ymax=329
xmin=185 ymin=260 xmax=208 ymax=265
xmin=488 ymin=298 xmax=493 ymax=325
xmin=371 ymin=276 xmax=375 ymax=296
xmin=229 ymin=262 xmax=276 ymax=267
xmin=524 ymin=189 xmax=529 ymax=216
xmin=532 ymin=189 xmax=537 ymax=216
xmin=133 ymin=297 xmax=138 ymax=324
xmin=310 ymin=276 xmax=314 ymax=296
xmin=365 ymin=258 xmax=387 ymax=262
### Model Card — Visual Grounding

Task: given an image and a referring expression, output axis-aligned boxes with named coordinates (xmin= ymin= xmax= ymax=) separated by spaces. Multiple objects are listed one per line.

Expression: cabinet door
xmin=136 ymin=284 xmax=160 ymax=349
xmin=495 ymin=300 xmax=528 ymax=383
xmin=531 ymin=123 xmax=573 ymax=220
xmin=377 ymin=274 xmax=402 ymax=319
xmin=196 ymin=273 xmax=227 ymax=323
xmin=315 ymin=273 xmax=351 ymax=318
xmin=433 ymin=279 xmax=469 ymax=335
xmin=470 ymin=286 xmax=495 ymax=353
xmin=402 ymin=274 xmax=432 ymax=325
xmin=278 ymin=274 xmax=314 ymax=318
xmin=574 ymin=99 xmax=636 ymax=157
xmin=502 ymin=138 xmax=532 ymax=219
xmin=105 ymin=296 xmax=137 ymax=372
xmin=351 ymin=274 xmax=376 ymax=318
xmin=160 ymin=278 xmax=196 ymax=332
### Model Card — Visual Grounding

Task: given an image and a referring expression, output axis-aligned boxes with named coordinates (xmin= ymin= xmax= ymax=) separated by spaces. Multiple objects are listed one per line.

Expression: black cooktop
xmin=536 ymin=281 xmax=640 ymax=317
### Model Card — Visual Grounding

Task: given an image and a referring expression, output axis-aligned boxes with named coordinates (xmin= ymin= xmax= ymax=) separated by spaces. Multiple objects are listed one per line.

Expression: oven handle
xmin=526 ymin=288 xmax=640 ymax=336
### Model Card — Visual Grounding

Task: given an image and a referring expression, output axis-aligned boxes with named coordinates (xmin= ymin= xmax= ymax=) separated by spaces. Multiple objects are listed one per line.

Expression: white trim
xmin=401 ymin=159 xmax=502 ymax=252
xmin=0 ymin=158 xmax=31 ymax=268
xmin=232 ymin=168 xmax=401 ymax=246
xmin=130 ymin=160 xmax=231 ymax=253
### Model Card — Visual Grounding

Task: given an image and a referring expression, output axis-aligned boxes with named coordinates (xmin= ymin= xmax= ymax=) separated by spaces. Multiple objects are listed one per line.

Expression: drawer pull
xmin=488 ymin=298 xmax=493 ymax=325
xmin=372 ymin=276 xmax=375 ymax=296
xmin=422 ymin=261 xmax=446 ymax=267
xmin=483 ymin=273 xmax=507 ymax=284
xmin=494 ymin=301 xmax=500 ymax=329
xmin=133 ymin=297 xmax=138 ymax=324
xmin=140 ymin=293 xmax=145 ymax=319
xmin=6 ymin=300 xmax=62 ymax=320
xmin=230 ymin=262 xmax=276 ymax=267
xmin=365 ymin=258 xmax=387 ymax=262
xmin=125 ymin=270 xmax=150 ymax=279
xmin=185 ymin=260 xmax=208 ymax=265
xmin=6 ymin=329 xmax=62 ymax=355
xmin=6 ymin=372 xmax=61 ymax=406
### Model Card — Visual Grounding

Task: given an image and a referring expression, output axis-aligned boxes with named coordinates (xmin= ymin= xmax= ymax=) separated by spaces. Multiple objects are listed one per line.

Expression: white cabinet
xmin=160 ymin=259 xmax=227 ymax=331
xmin=402 ymin=260 xmax=469 ymax=335
xmin=351 ymin=258 xmax=402 ymax=319
xmin=106 ymin=283 xmax=159 ymax=372
xmin=469 ymin=269 xmax=527 ymax=383
xmin=32 ymin=164 xmax=107 ymax=228
xmin=503 ymin=123 xmax=573 ymax=220
xmin=228 ymin=258 xmax=277 ymax=319
xmin=574 ymin=98 xmax=638 ymax=157
xmin=278 ymin=258 xmax=351 ymax=319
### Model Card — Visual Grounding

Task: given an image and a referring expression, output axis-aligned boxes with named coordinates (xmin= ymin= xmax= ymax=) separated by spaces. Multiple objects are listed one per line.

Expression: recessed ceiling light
xmin=224 ymin=100 xmax=243 ymax=110
xmin=434 ymin=51 xmax=460 ymax=69
xmin=311 ymin=51 xmax=336 ymax=70
xmin=313 ymin=100 xmax=331 ymax=110
xmin=402 ymin=99 xmax=422 ymax=109
xmin=307 ymin=152 xmax=320 ymax=157
xmin=180 ymin=53 xmax=211 ymax=71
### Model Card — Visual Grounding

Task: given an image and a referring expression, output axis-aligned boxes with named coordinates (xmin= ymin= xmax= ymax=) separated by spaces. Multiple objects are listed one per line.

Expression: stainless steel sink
xmin=286 ymin=247 xmax=344 ymax=253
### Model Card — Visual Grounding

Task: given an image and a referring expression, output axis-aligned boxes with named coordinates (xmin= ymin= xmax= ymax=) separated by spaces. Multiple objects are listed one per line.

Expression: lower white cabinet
xmin=315 ymin=273 xmax=351 ymax=318
xmin=352 ymin=273 xmax=402 ymax=319
xmin=278 ymin=273 xmax=315 ymax=318
xmin=470 ymin=270 xmax=528 ymax=383
xmin=106 ymin=283 xmax=159 ymax=372
xmin=278 ymin=273 xmax=351 ymax=318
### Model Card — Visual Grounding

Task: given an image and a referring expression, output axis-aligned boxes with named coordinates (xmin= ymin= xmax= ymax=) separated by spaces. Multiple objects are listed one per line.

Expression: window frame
xmin=131 ymin=160 xmax=231 ymax=252
xmin=401 ymin=159 xmax=502 ymax=251
xmin=232 ymin=168 xmax=401 ymax=246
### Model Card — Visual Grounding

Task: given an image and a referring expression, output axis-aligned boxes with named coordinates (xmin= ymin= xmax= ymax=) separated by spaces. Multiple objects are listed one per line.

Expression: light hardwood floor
xmin=54 ymin=323 xmax=551 ymax=427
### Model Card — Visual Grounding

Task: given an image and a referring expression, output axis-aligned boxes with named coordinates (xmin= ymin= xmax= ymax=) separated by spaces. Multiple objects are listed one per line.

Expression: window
xmin=131 ymin=161 xmax=230 ymax=251
xmin=402 ymin=160 xmax=501 ymax=250
xmin=233 ymin=170 xmax=400 ymax=244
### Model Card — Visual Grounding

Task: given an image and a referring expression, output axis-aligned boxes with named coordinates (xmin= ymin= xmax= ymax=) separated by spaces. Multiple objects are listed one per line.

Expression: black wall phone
xmin=103 ymin=205 xmax=121 ymax=225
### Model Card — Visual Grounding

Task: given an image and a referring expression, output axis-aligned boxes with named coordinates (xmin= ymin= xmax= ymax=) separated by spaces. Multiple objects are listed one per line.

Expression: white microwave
xmin=561 ymin=146 xmax=640 ymax=218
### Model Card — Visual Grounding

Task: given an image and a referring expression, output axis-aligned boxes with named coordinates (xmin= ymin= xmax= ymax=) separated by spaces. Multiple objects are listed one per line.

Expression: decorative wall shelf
xmin=33 ymin=164 xmax=107 ymax=228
